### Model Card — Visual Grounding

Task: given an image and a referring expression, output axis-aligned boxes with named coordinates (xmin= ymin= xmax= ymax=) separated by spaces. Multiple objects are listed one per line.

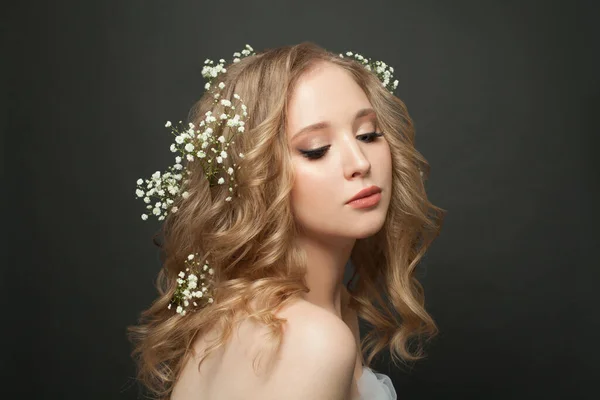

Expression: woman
xmin=129 ymin=42 xmax=445 ymax=400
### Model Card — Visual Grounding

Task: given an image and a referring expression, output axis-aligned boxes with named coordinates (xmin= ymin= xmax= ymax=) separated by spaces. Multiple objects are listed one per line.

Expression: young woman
xmin=129 ymin=42 xmax=445 ymax=400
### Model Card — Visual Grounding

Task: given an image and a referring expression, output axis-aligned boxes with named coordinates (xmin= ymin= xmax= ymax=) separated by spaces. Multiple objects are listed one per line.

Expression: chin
xmin=349 ymin=217 xmax=387 ymax=239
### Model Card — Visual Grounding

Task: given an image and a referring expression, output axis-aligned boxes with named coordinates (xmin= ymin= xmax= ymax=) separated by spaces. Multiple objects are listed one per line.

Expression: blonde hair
xmin=127 ymin=41 xmax=446 ymax=399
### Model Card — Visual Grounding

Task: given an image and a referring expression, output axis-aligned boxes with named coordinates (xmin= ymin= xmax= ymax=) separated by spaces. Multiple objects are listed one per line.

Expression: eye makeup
xmin=298 ymin=131 xmax=384 ymax=160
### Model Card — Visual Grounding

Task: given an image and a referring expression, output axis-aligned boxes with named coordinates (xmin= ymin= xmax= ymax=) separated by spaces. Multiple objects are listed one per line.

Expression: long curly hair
xmin=127 ymin=41 xmax=446 ymax=400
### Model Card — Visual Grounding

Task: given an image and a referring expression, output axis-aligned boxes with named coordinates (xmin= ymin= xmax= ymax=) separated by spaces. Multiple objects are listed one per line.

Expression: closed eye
xmin=299 ymin=132 xmax=384 ymax=160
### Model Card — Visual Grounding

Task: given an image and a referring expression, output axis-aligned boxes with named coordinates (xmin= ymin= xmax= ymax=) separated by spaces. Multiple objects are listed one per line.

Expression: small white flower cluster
xmin=135 ymin=166 xmax=189 ymax=221
xmin=202 ymin=44 xmax=255 ymax=91
xmin=191 ymin=88 xmax=248 ymax=200
xmin=339 ymin=51 xmax=399 ymax=93
xmin=168 ymin=253 xmax=215 ymax=315
xmin=136 ymin=79 xmax=251 ymax=221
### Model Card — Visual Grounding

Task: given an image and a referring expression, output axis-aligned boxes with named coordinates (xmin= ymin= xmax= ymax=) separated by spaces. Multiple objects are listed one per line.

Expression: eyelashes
xmin=299 ymin=132 xmax=384 ymax=160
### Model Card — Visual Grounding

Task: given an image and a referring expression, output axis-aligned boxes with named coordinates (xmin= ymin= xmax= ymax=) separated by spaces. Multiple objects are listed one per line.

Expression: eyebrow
xmin=291 ymin=108 xmax=376 ymax=140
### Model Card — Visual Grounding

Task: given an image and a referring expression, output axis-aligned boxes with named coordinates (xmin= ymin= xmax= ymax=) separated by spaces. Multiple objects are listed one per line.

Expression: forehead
xmin=286 ymin=62 xmax=371 ymax=134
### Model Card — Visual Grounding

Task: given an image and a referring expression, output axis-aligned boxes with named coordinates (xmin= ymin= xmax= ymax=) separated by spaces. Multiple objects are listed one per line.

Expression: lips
xmin=346 ymin=185 xmax=382 ymax=204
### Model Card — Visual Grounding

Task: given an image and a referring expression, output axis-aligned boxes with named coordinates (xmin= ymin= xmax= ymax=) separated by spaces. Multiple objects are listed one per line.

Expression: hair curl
xmin=127 ymin=41 xmax=446 ymax=400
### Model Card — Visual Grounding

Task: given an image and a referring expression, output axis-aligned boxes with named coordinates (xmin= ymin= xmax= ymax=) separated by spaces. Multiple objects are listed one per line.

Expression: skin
xmin=171 ymin=61 xmax=393 ymax=400
xmin=285 ymin=61 xmax=393 ymax=398
xmin=287 ymin=61 xmax=393 ymax=320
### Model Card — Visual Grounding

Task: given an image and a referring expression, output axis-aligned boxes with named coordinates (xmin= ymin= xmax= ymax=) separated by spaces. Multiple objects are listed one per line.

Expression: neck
xmin=297 ymin=232 xmax=355 ymax=319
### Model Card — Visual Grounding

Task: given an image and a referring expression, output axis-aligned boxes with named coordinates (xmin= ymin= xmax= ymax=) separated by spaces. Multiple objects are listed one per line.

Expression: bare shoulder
xmin=172 ymin=299 xmax=357 ymax=400
xmin=259 ymin=299 xmax=358 ymax=400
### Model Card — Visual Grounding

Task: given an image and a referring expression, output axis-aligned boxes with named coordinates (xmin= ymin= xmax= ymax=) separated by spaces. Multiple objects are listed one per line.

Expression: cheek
xmin=290 ymin=163 xmax=338 ymax=209
xmin=380 ymin=142 xmax=393 ymax=178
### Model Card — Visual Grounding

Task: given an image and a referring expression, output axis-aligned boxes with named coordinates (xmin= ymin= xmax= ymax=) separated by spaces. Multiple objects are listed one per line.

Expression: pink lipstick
xmin=346 ymin=185 xmax=382 ymax=209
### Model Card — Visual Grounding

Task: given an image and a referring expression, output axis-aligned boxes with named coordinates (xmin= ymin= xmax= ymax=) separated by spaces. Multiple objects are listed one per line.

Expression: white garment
xmin=357 ymin=366 xmax=397 ymax=400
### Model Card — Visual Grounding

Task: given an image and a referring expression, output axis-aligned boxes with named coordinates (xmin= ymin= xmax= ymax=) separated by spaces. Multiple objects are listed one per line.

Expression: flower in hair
xmin=135 ymin=45 xmax=256 ymax=221
xmin=339 ymin=51 xmax=399 ymax=93
xmin=168 ymin=253 xmax=215 ymax=315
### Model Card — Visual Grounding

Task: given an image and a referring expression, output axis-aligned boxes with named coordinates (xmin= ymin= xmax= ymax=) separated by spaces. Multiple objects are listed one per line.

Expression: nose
xmin=343 ymin=139 xmax=371 ymax=179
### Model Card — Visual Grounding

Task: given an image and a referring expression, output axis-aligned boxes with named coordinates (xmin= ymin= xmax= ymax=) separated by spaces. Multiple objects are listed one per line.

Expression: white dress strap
xmin=357 ymin=366 xmax=397 ymax=400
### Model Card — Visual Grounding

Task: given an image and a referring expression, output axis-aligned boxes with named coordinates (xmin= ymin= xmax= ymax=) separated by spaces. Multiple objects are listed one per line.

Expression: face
xmin=286 ymin=62 xmax=393 ymax=241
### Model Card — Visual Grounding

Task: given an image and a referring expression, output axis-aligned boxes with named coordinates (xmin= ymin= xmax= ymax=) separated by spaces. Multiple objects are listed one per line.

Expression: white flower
xmin=175 ymin=135 xmax=184 ymax=144
xmin=218 ymin=82 xmax=225 ymax=89
xmin=220 ymin=113 xmax=228 ymax=120
xmin=171 ymin=206 xmax=178 ymax=213
xmin=204 ymin=82 xmax=210 ymax=90
xmin=179 ymin=271 xmax=185 ymax=278
xmin=176 ymin=305 xmax=183 ymax=314
xmin=181 ymin=191 xmax=189 ymax=199
xmin=186 ymin=154 xmax=194 ymax=162
xmin=216 ymin=156 xmax=223 ymax=163
xmin=137 ymin=178 xmax=143 ymax=185
xmin=220 ymin=99 xmax=231 ymax=107
xmin=238 ymin=126 xmax=244 ymax=133
xmin=135 ymin=189 xmax=144 ymax=197
xmin=225 ymin=196 xmax=232 ymax=201
xmin=217 ymin=177 xmax=225 ymax=185
xmin=170 ymin=144 xmax=177 ymax=152
xmin=141 ymin=214 xmax=148 ymax=220
xmin=227 ymin=167 xmax=233 ymax=175
xmin=218 ymin=135 xmax=225 ymax=143
xmin=184 ymin=143 xmax=195 ymax=152
xmin=143 ymin=197 xmax=150 ymax=203
xmin=165 ymin=121 xmax=172 ymax=127
xmin=220 ymin=151 xmax=227 ymax=158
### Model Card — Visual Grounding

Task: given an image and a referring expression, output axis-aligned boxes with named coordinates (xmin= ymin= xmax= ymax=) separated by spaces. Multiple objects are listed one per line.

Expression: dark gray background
xmin=5 ymin=0 xmax=599 ymax=399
